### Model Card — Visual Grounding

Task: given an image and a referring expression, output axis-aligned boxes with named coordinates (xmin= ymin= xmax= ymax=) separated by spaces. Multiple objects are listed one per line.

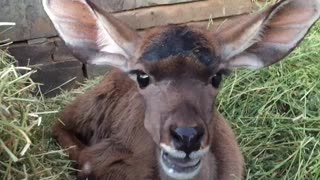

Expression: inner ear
xmin=214 ymin=0 xmax=320 ymax=69
xmin=42 ymin=0 xmax=141 ymax=70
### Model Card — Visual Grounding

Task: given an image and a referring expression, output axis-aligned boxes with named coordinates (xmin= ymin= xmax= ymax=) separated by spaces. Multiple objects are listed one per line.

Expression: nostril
xmin=193 ymin=127 xmax=204 ymax=143
xmin=170 ymin=127 xmax=183 ymax=143
xmin=170 ymin=126 xmax=204 ymax=154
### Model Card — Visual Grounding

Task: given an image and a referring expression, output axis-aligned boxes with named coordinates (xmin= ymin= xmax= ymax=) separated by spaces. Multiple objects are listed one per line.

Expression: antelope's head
xmin=43 ymin=0 xmax=320 ymax=179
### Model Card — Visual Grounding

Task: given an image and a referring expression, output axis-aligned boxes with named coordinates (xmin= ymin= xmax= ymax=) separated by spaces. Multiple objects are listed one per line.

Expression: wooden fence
xmin=0 ymin=0 xmax=253 ymax=96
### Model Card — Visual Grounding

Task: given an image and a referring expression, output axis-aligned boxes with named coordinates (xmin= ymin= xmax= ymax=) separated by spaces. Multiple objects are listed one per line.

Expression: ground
xmin=0 ymin=19 xmax=320 ymax=180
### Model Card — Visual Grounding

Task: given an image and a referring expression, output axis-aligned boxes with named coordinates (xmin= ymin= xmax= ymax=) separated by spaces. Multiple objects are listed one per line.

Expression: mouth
xmin=159 ymin=144 xmax=208 ymax=179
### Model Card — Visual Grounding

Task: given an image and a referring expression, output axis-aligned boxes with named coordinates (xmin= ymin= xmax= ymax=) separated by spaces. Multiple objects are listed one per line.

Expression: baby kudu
xmin=43 ymin=0 xmax=320 ymax=179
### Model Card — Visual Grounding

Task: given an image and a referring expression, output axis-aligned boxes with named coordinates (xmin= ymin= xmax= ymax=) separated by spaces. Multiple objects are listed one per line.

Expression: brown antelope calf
xmin=43 ymin=0 xmax=320 ymax=179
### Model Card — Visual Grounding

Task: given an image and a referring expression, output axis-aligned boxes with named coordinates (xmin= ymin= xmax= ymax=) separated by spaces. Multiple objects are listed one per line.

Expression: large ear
xmin=215 ymin=0 xmax=320 ymax=69
xmin=42 ymin=0 xmax=141 ymax=70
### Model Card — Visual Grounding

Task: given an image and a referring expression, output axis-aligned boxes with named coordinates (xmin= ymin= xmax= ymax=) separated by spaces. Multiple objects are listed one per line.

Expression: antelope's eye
xmin=211 ymin=73 xmax=222 ymax=88
xmin=136 ymin=71 xmax=150 ymax=89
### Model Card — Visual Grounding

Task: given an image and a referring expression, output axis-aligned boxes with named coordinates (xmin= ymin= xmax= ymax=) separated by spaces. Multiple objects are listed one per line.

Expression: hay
xmin=0 ymin=48 xmax=76 ymax=179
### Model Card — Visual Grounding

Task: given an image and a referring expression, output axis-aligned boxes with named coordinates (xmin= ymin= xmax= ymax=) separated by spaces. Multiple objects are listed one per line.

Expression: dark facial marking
xmin=141 ymin=26 xmax=216 ymax=66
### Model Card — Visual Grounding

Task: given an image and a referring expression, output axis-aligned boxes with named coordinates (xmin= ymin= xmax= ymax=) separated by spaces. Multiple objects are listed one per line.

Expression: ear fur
xmin=42 ymin=0 xmax=141 ymax=70
xmin=215 ymin=0 xmax=320 ymax=69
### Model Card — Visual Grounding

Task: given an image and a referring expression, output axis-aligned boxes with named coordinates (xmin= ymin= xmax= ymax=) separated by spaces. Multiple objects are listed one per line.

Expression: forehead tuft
xmin=140 ymin=25 xmax=217 ymax=66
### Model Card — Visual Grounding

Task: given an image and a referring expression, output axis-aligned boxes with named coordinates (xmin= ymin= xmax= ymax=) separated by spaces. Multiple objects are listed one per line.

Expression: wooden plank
xmin=1 ymin=0 xmax=251 ymax=42
xmin=183 ymin=14 xmax=249 ymax=29
xmin=90 ymin=0 xmax=202 ymax=12
xmin=31 ymin=60 xmax=84 ymax=97
xmin=0 ymin=0 xmax=58 ymax=42
xmin=115 ymin=0 xmax=253 ymax=29
xmin=9 ymin=40 xmax=55 ymax=66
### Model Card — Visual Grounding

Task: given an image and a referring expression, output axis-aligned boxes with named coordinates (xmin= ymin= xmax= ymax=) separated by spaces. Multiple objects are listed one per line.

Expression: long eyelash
xmin=128 ymin=69 xmax=144 ymax=75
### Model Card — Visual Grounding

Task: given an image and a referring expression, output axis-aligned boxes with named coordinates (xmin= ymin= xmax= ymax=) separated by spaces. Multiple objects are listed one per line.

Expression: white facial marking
xmin=160 ymin=143 xmax=186 ymax=159
xmin=160 ymin=150 xmax=202 ymax=180
xmin=159 ymin=144 xmax=210 ymax=179
xmin=82 ymin=162 xmax=92 ymax=174
xmin=189 ymin=146 xmax=209 ymax=160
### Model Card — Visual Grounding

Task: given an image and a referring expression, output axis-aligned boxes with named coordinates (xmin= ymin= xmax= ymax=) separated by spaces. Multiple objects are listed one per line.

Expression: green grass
xmin=218 ymin=22 xmax=320 ymax=179
xmin=0 ymin=22 xmax=320 ymax=180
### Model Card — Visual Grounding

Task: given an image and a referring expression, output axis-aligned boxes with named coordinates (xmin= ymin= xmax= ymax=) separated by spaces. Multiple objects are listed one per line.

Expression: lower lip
xmin=160 ymin=150 xmax=202 ymax=179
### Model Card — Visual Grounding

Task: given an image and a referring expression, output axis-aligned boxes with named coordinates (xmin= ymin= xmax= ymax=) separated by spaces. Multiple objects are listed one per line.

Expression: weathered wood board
xmin=0 ymin=0 xmax=252 ymax=42
xmin=115 ymin=0 xmax=252 ymax=29
xmin=92 ymin=0 xmax=202 ymax=12
xmin=0 ymin=0 xmax=200 ymax=42
xmin=0 ymin=0 xmax=58 ymax=42
xmin=31 ymin=60 xmax=84 ymax=97
xmin=2 ymin=0 xmax=252 ymax=95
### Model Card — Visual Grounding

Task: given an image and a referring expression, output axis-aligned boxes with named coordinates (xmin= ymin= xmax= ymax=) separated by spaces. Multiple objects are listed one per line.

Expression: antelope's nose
xmin=170 ymin=126 xmax=204 ymax=155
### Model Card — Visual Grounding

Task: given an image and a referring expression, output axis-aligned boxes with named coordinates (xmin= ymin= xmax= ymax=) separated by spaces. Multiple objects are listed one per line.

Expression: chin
xmin=159 ymin=143 xmax=209 ymax=180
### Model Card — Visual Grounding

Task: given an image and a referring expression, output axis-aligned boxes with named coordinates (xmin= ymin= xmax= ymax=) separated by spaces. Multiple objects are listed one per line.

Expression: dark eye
xmin=136 ymin=71 xmax=150 ymax=89
xmin=211 ymin=73 xmax=222 ymax=88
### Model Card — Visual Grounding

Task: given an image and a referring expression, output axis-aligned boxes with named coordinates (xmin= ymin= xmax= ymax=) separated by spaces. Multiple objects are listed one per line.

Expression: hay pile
xmin=0 ymin=48 xmax=76 ymax=179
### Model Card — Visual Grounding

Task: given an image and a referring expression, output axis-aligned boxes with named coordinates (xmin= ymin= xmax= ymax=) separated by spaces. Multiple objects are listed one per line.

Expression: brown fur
xmin=45 ymin=0 xmax=320 ymax=179
xmin=52 ymin=8 xmax=244 ymax=180
xmin=53 ymin=69 xmax=243 ymax=180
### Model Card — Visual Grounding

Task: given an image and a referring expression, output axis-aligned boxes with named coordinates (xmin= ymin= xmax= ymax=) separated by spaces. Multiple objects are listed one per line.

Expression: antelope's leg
xmin=52 ymin=122 xmax=86 ymax=162
xmin=77 ymin=140 xmax=132 ymax=179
